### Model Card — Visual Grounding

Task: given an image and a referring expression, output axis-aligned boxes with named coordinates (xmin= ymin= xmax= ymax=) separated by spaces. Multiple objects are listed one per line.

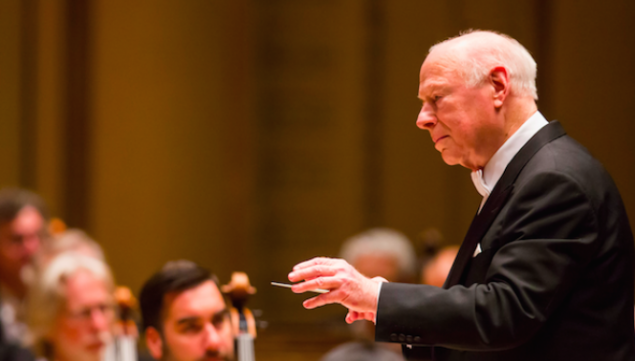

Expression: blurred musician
xmin=139 ymin=260 xmax=234 ymax=361
xmin=30 ymin=228 xmax=139 ymax=361
xmin=27 ymin=253 xmax=116 ymax=361
xmin=420 ymin=246 xmax=458 ymax=288
xmin=0 ymin=188 xmax=49 ymax=346
xmin=320 ymin=228 xmax=416 ymax=361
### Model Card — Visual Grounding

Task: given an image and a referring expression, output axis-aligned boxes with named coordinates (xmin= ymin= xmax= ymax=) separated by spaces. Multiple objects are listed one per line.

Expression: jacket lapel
xmin=443 ymin=121 xmax=567 ymax=288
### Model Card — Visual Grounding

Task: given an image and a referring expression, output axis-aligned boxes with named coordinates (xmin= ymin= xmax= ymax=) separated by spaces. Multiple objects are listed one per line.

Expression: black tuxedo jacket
xmin=375 ymin=121 xmax=635 ymax=360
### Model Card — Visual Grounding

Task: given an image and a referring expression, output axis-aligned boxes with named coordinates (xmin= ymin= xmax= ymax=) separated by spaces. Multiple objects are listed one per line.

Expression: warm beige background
xmin=2 ymin=1 xmax=634 ymax=360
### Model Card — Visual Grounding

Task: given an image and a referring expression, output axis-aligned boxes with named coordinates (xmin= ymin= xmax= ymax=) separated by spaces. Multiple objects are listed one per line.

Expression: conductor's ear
xmin=489 ymin=66 xmax=510 ymax=108
xmin=145 ymin=327 xmax=164 ymax=360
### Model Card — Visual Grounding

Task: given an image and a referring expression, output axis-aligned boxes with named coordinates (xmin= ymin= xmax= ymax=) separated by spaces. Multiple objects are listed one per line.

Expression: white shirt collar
xmin=471 ymin=111 xmax=549 ymax=203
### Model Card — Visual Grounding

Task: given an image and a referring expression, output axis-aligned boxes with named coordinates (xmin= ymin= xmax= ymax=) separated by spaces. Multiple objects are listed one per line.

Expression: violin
xmin=222 ymin=272 xmax=257 ymax=361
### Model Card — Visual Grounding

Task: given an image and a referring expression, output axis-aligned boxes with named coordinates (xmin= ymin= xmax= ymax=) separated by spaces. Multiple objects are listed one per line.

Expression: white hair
xmin=26 ymin=252 xmax=114 ymax=356
xmin=48 ymin=229 xmax=105 ymax=261
xmin=339 ymin=228 xmax=417 ymax=280
xmin=430 ymin=30 xmax=538 ymax=100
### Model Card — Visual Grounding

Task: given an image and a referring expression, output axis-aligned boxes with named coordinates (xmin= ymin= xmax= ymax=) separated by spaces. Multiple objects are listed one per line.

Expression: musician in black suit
xmin=289 ymin=30 xmax=635 ymax=360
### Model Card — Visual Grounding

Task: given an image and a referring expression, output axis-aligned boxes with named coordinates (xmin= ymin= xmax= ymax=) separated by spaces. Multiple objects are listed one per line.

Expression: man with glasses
xmin=27 ymin=252 xmax=115 ymax=361
xmin=139 ymin=260 xmax=235 ymax=361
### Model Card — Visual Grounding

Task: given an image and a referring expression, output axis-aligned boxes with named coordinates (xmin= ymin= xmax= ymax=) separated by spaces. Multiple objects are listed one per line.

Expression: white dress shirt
xmin=471 ymin=111 xmax=549 ymax=211
xmin=470 ymin=111 xmax=548 ymax=257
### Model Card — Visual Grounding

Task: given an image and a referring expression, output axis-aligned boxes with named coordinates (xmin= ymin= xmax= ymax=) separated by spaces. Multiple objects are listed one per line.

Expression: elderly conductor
xmin=289 ymin=30 xmax=635 ymax=361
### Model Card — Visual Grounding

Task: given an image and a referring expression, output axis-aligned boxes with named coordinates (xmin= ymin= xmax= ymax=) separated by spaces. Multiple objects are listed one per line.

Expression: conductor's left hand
xmin=288 ymin=257 xmax=387 ymax=324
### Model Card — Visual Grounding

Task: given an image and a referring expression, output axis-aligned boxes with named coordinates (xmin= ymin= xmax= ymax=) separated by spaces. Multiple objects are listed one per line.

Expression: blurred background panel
xmin=0 ymin=0 xmax=22 ymax=187
xmin=1 ymin=0 xmax=634 ymax=360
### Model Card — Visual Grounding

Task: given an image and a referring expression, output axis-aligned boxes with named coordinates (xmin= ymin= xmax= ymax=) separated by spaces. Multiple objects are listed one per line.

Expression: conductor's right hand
xmin=288 ymin=257 xmax=387 ymax=324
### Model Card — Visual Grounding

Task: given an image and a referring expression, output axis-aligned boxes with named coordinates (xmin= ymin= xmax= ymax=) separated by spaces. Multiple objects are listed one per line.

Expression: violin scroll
xmin=222 ymin=272 xmax=258 ymax=361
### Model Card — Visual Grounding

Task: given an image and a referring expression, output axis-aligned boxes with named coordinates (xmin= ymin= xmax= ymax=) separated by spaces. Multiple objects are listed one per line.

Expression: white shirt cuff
xmin=375 ymin=281 xmax=385 ymax=323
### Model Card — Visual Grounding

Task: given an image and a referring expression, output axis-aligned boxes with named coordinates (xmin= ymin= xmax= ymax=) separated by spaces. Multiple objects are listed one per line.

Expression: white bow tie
xmin=471 ymin=169 xmax=492 ymax=198
xmin=471 ymin=169 xmax=492 ymax=213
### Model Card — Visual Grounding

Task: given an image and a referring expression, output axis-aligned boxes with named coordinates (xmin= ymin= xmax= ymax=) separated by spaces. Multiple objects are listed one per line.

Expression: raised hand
xmin=288 ymin=257 xmax=387 ymax=324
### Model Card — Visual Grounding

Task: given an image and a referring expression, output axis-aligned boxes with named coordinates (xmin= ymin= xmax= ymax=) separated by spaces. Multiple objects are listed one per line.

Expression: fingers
xmin=292 ymin=257 xmax=336 ymax=271
xmin=301 ymin=286 xmax=346 ymax=309
xmin=362 ymin=312 xmax=376 ymax=323
xmin=289 ymin=257 xmax=343 ymax=283
xmin=302 ymin=294 xmax=326 ymax=310
xmin=289 ymin=266 xmax=337 ymax=284
xmin=345 ymin=311 xmax=376 ymax=324
xmin=300 ymin=284 xmax=376 ymax=315
xmin=290 ymin=275 xmax=341 ymax=294
xmin=345 ymin=310 xmax=358 ymax=324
